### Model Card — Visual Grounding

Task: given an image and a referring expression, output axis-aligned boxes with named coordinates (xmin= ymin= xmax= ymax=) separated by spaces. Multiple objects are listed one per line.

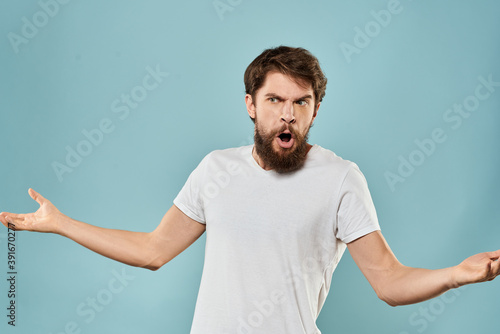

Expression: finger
xmin=5 ymin=215 xmax=26 ymax=224
xmin=490 ymin=258 xmax=500 ymax=280
xmin=0 ymin=212 xmax=25 ymax=221
xmin=0 ymin=213 xmax=8 ymax=228
xmin=4 ymin=216 xmax=21 ymax=230
xmin=488 ymin=249 xmax=500 ymax=260
xmin=29 ymin=188 xmax=47 ymax=206
xmin=0 ymin=212 xmax=10 ymax=225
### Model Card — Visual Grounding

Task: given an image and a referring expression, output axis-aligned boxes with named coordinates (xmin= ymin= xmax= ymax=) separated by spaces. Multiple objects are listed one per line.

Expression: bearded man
xmin=1 ymin=46 xmax=499 ymax=334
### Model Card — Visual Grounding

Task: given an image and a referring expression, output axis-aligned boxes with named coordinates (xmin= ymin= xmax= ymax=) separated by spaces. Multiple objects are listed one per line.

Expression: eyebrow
xmin=264 ymin=93 xmax=313 ymax=101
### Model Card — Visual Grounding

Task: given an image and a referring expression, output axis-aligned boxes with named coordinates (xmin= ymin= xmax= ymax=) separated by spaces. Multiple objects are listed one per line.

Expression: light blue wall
xmin=1 ymin=1 xmax=499 ymax=333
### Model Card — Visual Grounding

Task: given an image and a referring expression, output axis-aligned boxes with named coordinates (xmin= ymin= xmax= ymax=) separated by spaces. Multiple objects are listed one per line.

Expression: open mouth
xmin=276 ymin=131 xmax=294 ymax=149
xmin=278 ymin=133 xmax=292 ymax=143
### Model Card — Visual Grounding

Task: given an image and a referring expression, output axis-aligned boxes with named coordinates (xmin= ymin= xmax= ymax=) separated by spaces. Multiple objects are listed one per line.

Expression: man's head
xmin=244 ymin=46 xmax=327 ymax=114
xmin=244 ymin=46 xmax=327 ymax=173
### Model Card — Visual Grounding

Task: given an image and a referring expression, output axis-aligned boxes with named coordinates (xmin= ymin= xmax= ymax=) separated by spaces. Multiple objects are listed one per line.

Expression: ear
xmin=245 ymin=94 xmax=256 ymax=120
xmin=312 ymin=102 xmax=320 ymax=122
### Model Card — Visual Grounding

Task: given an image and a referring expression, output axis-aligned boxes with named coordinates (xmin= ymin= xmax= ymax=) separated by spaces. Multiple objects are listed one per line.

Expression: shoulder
xmin=308 ymin=144 xmax=359 ymax=173
xmin=203 ymin=145 xmax=252 ymax=163
xmin=207 ymin=145 xmax=252 ymax=158
xmin=195 ymin=145 xmax=252 ymax=171
xmin=306 ymin=145 xmax=370 ymax=191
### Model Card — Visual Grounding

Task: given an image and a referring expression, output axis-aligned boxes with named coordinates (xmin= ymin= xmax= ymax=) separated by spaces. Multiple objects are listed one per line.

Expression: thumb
xmin=28 ymin=188 xmax=46 ymax=206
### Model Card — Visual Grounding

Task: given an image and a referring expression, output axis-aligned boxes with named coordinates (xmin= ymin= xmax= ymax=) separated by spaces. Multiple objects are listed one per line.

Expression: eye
xmin=296 ymin=100 xmax=308 ymax=106
xmin=269 ymin=97 xmax=278 ymax=103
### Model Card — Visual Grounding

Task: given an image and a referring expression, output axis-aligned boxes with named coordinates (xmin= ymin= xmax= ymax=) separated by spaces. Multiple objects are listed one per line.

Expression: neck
xmin=252 ymin=143 xmax=313 ymax=170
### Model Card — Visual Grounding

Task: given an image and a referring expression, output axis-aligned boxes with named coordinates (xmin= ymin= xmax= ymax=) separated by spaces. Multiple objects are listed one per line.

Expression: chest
xmin=203 ymin=173 xmax=338 ymax=249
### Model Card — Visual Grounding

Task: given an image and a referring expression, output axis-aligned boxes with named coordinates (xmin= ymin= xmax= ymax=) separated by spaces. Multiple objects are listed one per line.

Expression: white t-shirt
xmin=174 ymin=144 xmax=380 ymax=334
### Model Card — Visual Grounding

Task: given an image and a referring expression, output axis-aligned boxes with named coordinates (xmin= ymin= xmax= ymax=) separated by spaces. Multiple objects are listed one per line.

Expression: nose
xmin=281 ymin=102 xmax=296 ymax=124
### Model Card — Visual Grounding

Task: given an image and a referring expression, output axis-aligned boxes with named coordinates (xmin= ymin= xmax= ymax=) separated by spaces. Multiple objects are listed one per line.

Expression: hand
xmin=453 ymin=250 xmax=500 ymax=287
xmin=0 ymin=188 xmax=65 ymax=234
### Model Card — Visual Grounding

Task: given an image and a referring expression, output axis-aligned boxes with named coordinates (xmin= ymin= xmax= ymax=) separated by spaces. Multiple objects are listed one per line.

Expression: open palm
xmin=0 ymin=188 xmax=62 ymax=233
xmin=455 ymin=250 xmax=500 ymax=286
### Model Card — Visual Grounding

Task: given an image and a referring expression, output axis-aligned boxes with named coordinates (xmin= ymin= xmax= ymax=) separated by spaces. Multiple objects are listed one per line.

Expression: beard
xmin=253 ymin=118 xmax=312 ymax=174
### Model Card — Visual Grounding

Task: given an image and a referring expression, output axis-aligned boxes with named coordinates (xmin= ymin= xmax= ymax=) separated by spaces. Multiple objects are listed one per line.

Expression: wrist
xmin=53 ymin=212 xmax=71 ymax=235
xmin=448 ymin=265 xmax=463 ymax=289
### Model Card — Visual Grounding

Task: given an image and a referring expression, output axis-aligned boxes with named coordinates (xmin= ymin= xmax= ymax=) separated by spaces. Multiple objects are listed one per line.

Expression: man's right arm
xmin=0 ymin=188 xmax=206 ymax=271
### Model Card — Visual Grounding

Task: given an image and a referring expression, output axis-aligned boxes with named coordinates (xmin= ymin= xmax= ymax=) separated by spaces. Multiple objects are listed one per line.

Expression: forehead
xmin=257 ymin=71 xmax=313 ymax=99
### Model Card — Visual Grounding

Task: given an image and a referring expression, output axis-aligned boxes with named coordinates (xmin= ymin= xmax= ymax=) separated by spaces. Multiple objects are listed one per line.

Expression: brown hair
xmin=244 ymin=46 xmax=327 ymax=106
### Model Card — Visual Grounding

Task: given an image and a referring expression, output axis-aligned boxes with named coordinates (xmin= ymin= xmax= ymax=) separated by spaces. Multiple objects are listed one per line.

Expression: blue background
xmin=1 ymin=0 xmax=499 ymax=333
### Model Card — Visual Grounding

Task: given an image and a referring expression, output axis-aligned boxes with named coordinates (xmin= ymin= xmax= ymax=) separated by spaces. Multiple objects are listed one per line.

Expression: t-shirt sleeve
xmin=336 ymin=164 xmax=380 ymax=243
xmin=173 ymin=154 xmax=211 ymax=224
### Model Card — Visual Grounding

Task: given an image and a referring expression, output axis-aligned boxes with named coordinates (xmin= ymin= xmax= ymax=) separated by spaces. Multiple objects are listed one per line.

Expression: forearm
xmin=1 ymin=191 xmax=204 ymax=271
xmin=377 ymin=264 xmax=457 ymax=306
xmin=348 ymin=231 xmax=464 ymax=307
xmin=57 ymin=215 xmax=158 ymax=270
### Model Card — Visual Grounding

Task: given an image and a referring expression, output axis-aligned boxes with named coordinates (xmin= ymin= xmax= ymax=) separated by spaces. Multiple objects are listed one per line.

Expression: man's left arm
xmin=347 ymin=231 xmax=500 ymax=306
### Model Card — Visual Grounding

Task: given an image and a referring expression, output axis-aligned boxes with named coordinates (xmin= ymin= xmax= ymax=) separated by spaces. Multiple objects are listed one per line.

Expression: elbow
xmin=142 ymin=255 xmax=170 ymax=271
xmin=143 ymin=259 xmax=164 ymax=271
xmin=144 ymin=263 xmax=161 ymax=271
xmin=141 ymin=238 xmax=169 ymax=271
xmin=380 ymin=296 xmax=400 ymax=307
xmin=138 ymin=259 xmax=160 ymax=271
xmin=378 ymin=294 xmax=399 ymax=307
xmin=375 ymin=286 xmax=400 ymax=307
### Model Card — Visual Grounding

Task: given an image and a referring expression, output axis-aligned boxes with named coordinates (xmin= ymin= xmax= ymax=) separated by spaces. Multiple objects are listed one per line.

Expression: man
xmin=1 ymin=46 xmax=499 ymax=334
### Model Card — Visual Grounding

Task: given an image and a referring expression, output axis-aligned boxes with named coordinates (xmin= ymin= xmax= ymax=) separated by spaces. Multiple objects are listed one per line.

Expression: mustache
xmin=273 ymin=124 xmax=299 ymax=137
